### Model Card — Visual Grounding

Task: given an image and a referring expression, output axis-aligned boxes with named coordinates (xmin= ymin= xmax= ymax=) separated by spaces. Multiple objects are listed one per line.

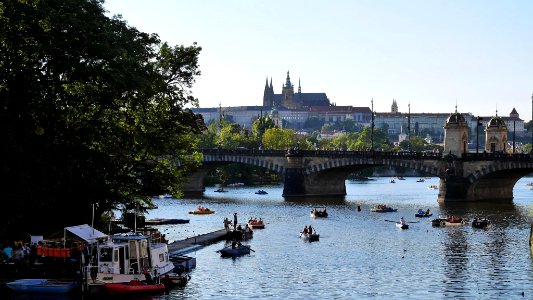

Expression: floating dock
xmin=168 ymin=229 xmax=228 ymax=255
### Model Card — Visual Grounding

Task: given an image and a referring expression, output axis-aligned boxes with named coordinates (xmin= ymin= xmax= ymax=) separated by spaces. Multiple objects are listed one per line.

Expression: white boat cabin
xmin=90 ymin=233 xmax=174 ymax=284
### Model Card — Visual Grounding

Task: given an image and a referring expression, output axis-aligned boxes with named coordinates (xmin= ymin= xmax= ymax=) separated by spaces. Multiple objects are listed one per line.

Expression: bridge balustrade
xmin=461 ymin=152 xmax=532 ymax=161
xmin=195 ymin=148 xmax=443 ymax=160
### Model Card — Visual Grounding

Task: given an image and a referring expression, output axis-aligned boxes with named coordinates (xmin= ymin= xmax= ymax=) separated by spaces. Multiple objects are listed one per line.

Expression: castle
xmin=262 ymin=71 xmax=331 ymax=109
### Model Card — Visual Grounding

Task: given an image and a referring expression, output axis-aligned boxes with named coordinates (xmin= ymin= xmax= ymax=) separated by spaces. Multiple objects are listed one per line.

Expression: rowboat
xmin=310 ymin=207 xmax=328 ymax=218
xmin=104 ymin=280 xmax=166 ymax=295
xmin=396 ymin=222 xmax=409 ymax=229
xmin=300 ymin=232 xmax=320 ymax=242
xmin=218 ymin=244 xmax=253 ymax=258
xmin=371 ymin=205 xmax=397 ymax=212
xmin=5 ymin=279 xmax=80 ymax=293
xmin=472 ymin=218 xmax=491 ymax=229
xmin=161 ymin=273 xmax=191 ymax=289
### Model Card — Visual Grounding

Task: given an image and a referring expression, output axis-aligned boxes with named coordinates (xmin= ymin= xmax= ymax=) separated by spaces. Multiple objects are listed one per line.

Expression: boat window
xmin=114 ymin=249 xmax=119 ymax=262
xmin=159 ymin=253 xmax=164 ymax=262
xmin=100 ymin=247 xmax=112 ymax=262
xmin=140 ymin=240 xmax=148 ymax=257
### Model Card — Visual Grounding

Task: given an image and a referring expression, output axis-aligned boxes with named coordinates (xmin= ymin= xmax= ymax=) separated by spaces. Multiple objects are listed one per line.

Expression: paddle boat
xmin=247 ymin=218 xmax=265 ymax=229
xmin=6 ymin=278 xmax=80 ymax=294
xmin=443 ymin=216 xmax=467 ymax=226
xmin=415 ymin=209 xmax=433 ymax=217
xmin=432 ymin=216 xmax=466 ymax=226
xmin=188 ymin=206 xmax=215 ymax=214
xmin=371 ymin=204 xmax=397 ymax=212
xmin=255 ymin=189 xmax=268 ymax=195
xmin=431 ymin=218 xmax=446 ymax=227
xmin=104 ymin=280 xmax=166 ymax=296
xmin=472 ymin=217 xmax=491 ymax=229
xmin=310 ymin=207 xmax=328 ymax=218
xmin=218 ymin=243 xmax=253 ymax=258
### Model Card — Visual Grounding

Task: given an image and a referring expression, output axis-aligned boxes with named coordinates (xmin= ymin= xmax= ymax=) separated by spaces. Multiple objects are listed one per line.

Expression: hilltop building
xmin=192 ymin=75 xmax=526 ymax=147
xmin=263 ymin=71 xmax=331 ymax=109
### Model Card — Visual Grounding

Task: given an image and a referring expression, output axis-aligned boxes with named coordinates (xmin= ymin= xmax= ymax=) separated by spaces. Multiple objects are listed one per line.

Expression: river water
xmin=7 ymin=177 xmax=533 ymax=299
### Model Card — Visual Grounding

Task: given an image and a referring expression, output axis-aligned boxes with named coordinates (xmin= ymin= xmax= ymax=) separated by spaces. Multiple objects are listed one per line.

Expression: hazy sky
xmin=103 ymin=0 xmax=533 ymax=120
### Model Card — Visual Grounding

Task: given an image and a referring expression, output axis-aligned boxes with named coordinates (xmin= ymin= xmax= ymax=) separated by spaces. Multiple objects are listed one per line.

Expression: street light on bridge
xmin=407 ymin=103 xmax=411 ymax=152
xmin=371 ymin=98 xmax=375 ymax=152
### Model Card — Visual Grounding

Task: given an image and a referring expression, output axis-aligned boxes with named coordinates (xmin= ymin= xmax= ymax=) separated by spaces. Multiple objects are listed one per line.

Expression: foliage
xmin=303 ymin=116 xmax=324 ymax=131
xmin=262 ymin=128 xmax=295 ymax=149
xmin=0 ymin=0 xmax=205 ymax=237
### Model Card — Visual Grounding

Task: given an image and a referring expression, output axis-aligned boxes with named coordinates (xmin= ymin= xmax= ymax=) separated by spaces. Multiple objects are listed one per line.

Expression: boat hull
xmin=188 ymin=210 xmax=215 ymax=215
xmin=6 ymin=279 xmax=80 ymax=293
xmin=301 ymin=233 xmax=320 ymax=242
xmin=396 ymin=223 xmax=409 ymax=229
xmin=104 ymin=281 xmax=165 ymax=295
xmin=472 ymin=219 xmax=491 ymax=229
xmin=219 ymin=246 xmax=252 ymax=257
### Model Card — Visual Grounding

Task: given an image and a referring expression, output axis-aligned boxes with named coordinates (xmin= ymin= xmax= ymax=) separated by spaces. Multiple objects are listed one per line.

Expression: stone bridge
xmin=181 ymin=149 xmax=533 ymax=202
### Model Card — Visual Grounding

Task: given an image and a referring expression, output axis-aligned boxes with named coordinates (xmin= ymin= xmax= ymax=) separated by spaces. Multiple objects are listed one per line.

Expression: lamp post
xmin=513 ymin=118 xmax=516 ymax=153
xmin=476 ymin=116 xmax=483 ymax=154
xmin=407 ymin=103 xmax=411 ymax=152
xmin=371 ymin=98 xmax=375 ymax=152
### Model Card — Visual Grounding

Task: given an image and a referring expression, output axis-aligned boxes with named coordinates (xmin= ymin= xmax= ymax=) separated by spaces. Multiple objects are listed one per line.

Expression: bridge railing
xmin=196 ymin=148 xmax=443 ymax=160
xmin=461 ymin=152 xmax=532 ymax=161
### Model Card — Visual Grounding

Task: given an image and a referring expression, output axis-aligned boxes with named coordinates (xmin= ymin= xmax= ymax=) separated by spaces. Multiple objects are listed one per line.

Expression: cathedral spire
xmin=285 ymin=70 xmax=292 ymax=88
xmin=298 ymin=78 xmax=301 ymax=93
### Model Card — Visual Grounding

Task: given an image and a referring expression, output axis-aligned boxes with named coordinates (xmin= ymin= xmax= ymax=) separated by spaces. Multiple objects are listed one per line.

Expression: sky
xmin=103 ymin=0 xmax=533 ymax=121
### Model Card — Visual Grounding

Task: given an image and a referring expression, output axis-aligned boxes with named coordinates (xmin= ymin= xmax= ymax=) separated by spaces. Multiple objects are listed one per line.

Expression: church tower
xmin=281 ymin=71 xmax=296 ymax=108
xmin=443 ymin=106 xmax=469 ymax=157
xmin=262 ymin=77 xmax=274 ymax=107
xmin=485 ymin=111 xmax=508 ymax=153
xmin=391 ymin=99 xmax=398 ymax=113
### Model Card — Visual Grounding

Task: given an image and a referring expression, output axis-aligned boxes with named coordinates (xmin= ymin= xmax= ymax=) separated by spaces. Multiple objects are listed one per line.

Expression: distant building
xmin=263 ymin=71 xmax=331 ymax=109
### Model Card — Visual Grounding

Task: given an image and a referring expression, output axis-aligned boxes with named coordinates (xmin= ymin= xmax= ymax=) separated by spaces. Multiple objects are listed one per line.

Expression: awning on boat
xmin=63 ymin=224 xmax=108 ymax=244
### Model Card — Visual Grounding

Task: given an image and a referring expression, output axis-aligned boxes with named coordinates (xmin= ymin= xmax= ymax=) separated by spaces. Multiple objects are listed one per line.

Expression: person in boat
xmin=400 ymin=217 xmax=407 ymax=226
xmin=418 ymin=209 xmax=425 ymax=215
xmin=233 ymin=212 xmax=238 ymax=230
xmin=426 ymin=209 xmax=431 ymax=215
xmin=303 ymin=226 xmax=309 ymax=234
xmin=308 ymin=225 xmax=313 ymax=234
xmin=449 ymin=215 xmax=457 ymax=222
xmin=143 ymin=269 xmax=154 ymax=284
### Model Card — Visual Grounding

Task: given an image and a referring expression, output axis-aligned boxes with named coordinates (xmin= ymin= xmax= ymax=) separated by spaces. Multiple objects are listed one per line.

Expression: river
xmin=7 ymin=176 xmax=533 ymax=299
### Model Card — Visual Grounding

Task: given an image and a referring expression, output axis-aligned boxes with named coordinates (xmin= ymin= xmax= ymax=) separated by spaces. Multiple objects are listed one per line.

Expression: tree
xmin=303 ymin=116 xmax=324 ymax=131
xmin=0 ymin=0 xmax=205 ymax=237
xmin=262 ymin=128 xmax=295 ymax=150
